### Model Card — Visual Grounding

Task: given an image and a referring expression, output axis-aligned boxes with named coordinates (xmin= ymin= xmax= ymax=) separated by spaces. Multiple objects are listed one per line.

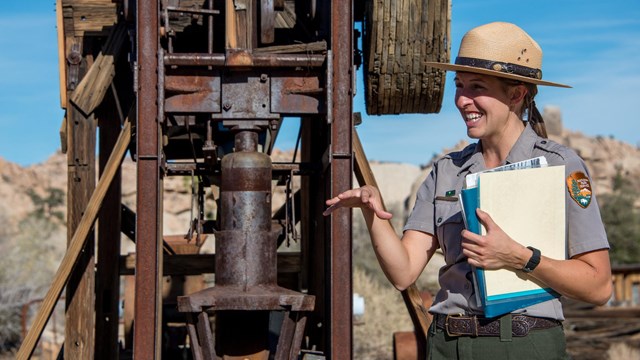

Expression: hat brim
xmin=425 ymin=62 xmax=571 ymax=88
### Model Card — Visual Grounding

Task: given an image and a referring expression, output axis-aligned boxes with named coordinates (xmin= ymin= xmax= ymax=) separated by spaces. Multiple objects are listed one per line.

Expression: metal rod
xmin=164 ymin=53 xmax=326 ymax=67
xmin=207 ymin=0 xmax=214 ymax=54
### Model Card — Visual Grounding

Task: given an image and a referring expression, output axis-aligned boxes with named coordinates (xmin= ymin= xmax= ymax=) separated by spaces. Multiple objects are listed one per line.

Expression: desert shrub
xmin=0 ymin=190 xmax=66 ymax=352
xmin=599 ymin=171 xmax=640 ymax=265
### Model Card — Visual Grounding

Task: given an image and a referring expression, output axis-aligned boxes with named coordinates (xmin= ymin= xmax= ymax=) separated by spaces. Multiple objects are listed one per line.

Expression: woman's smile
xmin=464 ymin=111 xmax=483 ymax=126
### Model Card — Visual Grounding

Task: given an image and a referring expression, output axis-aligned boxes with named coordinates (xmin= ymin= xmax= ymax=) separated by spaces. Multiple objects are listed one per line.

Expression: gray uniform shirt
xmin=403 ymin=124 xmax=609 ymax=320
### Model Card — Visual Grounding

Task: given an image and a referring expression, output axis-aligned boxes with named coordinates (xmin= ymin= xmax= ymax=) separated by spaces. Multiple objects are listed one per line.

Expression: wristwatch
xmin=522 ymin=246 xmax=541 ymax=273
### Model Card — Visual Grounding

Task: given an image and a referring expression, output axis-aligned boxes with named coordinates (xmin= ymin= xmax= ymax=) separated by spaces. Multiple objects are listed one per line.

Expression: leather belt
xmin=435 ymin=314 xmax=561 ymax=337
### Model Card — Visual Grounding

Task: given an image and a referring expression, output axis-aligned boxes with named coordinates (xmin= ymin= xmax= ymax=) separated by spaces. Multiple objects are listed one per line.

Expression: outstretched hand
xmin=323 ymin=185 xmax=393 ymax=220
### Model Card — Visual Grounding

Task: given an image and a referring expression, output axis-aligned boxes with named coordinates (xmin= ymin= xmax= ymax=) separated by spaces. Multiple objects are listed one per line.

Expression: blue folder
xmin=460 ymin=186 xmax=560 ymax=318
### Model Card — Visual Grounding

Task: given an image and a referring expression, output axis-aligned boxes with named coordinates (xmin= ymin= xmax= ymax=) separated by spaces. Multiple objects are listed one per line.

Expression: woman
xmin=324 ymin=22 xmax=612 ymax=358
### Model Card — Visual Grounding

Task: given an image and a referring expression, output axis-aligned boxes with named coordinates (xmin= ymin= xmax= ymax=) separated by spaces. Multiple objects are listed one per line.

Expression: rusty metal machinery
xmin=132 ymin=0 xmax=352 ymax=359
xmin=17 ymin=0 xmax=448 ymax=359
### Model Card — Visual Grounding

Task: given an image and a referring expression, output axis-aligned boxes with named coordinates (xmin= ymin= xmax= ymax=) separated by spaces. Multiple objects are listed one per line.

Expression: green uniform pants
xmin=426 ymin=317 xmax=571 ymax=360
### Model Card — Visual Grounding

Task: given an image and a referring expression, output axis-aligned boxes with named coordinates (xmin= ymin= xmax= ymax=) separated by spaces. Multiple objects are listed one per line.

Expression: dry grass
xmin=607 ymin=342 xmax=640 ymax=360
xmin=353 ymin=267 xmax=414 ymax=360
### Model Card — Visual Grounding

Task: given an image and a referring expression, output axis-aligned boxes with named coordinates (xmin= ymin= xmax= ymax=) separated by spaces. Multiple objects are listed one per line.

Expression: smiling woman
xmin=325 ymin=21 xmax=612 ymax=360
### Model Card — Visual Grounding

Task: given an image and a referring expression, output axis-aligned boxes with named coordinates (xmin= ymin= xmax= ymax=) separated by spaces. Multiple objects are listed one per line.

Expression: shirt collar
xmin=455 ymin=123 xmax=539 ymax=177
xmin=456 ymin=142 xmax=486 ymax=177
xmin=504 ymin=123 xmax=538 ymax=164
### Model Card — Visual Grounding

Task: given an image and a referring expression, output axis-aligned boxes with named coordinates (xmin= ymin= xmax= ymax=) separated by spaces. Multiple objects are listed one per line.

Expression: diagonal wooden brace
xmin=352 ymin=127 xmax=431 ymax=358
xmin=16 ymin=119 xmax=131 ymax=360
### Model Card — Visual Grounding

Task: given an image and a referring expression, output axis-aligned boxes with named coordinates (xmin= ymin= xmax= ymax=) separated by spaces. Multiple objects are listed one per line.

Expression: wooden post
xmin=94 ymin=89 xmax=124 ymax=360
xmin=56 ymin=0 xmax=67 ymax=109
xmin=65 ymin=54 xmax=97 ymax=360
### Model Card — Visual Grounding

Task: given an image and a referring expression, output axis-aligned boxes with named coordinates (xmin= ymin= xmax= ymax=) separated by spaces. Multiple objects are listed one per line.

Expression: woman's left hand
xmin=461 ymin=209 xmax=527 ymax=270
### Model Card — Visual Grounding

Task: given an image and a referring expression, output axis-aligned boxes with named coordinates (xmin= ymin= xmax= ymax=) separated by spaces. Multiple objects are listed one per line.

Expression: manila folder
xmin=478 ymin=165 xmax=566 ymax=299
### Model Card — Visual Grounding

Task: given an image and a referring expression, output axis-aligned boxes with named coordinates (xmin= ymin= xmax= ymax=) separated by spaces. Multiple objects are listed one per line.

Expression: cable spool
xmin=363 ymin=0 xmax=451 ymax=115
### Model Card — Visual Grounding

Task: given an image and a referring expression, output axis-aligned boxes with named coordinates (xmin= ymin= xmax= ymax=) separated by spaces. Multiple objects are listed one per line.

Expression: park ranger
xmin=324 ymin=22 xmax=612 ymax=359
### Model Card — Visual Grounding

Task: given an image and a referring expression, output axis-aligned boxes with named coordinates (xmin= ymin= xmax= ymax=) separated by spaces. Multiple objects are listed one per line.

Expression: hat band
xmin=456 ymin=57 xmax=543 ymax=80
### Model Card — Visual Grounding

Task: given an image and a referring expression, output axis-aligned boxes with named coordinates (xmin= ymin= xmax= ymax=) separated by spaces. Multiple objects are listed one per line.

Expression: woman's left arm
xmin=528 ymin=248 xmax=612 ymax=305
xmin=462 ymin=209 xmax=613 ymax=306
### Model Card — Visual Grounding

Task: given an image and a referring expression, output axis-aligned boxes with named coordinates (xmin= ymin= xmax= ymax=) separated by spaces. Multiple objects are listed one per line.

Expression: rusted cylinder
xmin=217 ymin=130 xmax=275 ymax=287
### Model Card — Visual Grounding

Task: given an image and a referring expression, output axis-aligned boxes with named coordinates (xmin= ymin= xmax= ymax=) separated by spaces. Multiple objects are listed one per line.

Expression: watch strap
xmin=522 ymin=246 xmax=541 ymax=273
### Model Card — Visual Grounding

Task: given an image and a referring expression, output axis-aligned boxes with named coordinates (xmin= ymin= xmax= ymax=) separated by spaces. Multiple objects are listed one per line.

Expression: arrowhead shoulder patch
xmin=566 ymin=171 xmax=592 ymax=208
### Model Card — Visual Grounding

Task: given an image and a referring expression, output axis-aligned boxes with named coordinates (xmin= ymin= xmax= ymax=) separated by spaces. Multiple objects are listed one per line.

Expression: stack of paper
xmin=459 ymin=157 xmax=566 ymax=318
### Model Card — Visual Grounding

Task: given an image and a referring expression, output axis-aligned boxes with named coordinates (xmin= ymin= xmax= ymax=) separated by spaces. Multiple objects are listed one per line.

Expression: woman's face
xmin=454 ymin=72 xmax=519 ymax=140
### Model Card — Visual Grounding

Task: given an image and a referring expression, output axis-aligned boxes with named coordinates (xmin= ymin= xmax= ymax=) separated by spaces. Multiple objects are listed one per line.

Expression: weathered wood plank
xmin=94 ymin=89 xmax=124 ymax=360
xmin=70 ymin=4 xmax=117 ymax=36
xmin=64 ymin=50 xmax=96 ymax=360
xmin=16 ymin=120 xmax=131 ymax=360
xmin=70 ymin=22 xmax=126 ymax=116
xmin=254 ymin=40 xmax=327 ymax=54
xmin=56 ymin=0 xmax=67 ymax=108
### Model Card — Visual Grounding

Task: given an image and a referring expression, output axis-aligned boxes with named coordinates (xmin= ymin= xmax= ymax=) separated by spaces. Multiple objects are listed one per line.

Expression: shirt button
xmin=437 ymin=217 xmax=443 ymax=224
xmin=541 ymin=140 xmax=547 ymax=144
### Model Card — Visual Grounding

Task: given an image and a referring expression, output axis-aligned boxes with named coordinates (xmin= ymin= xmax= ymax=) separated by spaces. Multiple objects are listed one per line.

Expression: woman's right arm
xmin=324 ymin=185 xmax=439 ymax=290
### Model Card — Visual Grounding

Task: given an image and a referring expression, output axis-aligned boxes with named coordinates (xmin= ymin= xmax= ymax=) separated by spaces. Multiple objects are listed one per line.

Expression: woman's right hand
xmin=322 ymin=185 xmax=393 ymax=220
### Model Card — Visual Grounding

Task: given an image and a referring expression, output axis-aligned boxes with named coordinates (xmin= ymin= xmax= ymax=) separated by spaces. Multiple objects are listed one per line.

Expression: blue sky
xmin=1 ymin=0 xmax=639 ymax=166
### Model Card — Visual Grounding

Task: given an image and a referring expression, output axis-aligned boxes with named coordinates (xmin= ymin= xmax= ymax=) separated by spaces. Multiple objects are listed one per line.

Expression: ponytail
xmin=527 ymin=100 xmax=548 ymax=138
xmin=524 ymin=84 xmax=548 ymax=138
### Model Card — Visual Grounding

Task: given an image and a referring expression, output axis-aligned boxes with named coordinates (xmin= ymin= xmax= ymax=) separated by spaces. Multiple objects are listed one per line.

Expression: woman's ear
xmin=510 ymin=84 xmax=528 ymax=105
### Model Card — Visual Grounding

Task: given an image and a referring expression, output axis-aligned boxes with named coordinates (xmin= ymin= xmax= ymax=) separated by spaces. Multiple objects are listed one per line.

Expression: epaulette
xmin=534 ymin=138 xmax=568 ymax=161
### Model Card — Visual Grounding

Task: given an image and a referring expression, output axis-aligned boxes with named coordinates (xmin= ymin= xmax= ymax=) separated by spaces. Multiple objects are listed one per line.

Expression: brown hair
xmin=501 ymin=79 xmax=548 ymax=138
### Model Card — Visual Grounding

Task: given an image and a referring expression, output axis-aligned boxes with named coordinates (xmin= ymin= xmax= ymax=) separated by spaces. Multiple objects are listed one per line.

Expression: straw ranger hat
xmin=427 ymin=22 xmax=571 ymax=88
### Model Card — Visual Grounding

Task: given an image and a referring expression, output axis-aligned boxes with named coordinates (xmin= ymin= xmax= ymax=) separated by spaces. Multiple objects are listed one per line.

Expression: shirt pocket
xmin=434 ymin=199 xmax=464 ymax=264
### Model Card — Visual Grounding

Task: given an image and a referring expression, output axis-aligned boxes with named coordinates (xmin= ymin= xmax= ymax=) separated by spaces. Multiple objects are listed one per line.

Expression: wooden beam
xmin=352 ymin=127 xmax=431 ymax=358
xmin=59 ymin=115 xmax=68 ymax=153
xmin=16 ymin=120 xmax=131 ymax=360
xmin=225 ymin=0 xmax=238 ymax=48
xmin=65 ymin=53 xmax=96 ymax=360
xmin=94 ymin=89 xmax=125 ymax=360
xmin=56 ymin=0 xmax=67 ymax=108
xmin=70 ymin=22 xmax=126 ymax=117
xmin=254 ymin=40 xmax=327 ymax=54
xmin=68 ymin=3 xmax=118 ymax=37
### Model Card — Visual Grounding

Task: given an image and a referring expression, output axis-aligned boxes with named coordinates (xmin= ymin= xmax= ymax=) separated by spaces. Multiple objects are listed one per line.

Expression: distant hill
xmin=1 ymin=107 xmax=638 ymax=357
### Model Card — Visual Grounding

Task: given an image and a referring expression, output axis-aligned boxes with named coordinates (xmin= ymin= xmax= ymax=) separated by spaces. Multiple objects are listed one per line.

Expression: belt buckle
xmin=445 ymin=314 xmax=472 ymax=337
xmin=444 ymin=314 xmax=480 ymax=337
